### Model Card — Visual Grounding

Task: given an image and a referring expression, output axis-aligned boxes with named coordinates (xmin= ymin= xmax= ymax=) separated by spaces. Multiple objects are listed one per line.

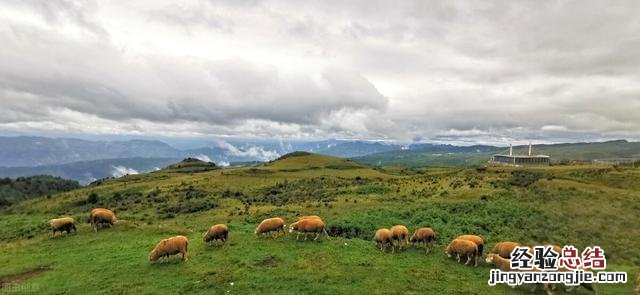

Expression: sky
xmin=1 ymin=0 xmax=639 ymax=145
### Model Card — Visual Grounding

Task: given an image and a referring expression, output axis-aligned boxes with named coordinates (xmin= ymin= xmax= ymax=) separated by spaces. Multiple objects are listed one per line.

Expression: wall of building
xmin=491 ymin=155 xmax=549 ymax=165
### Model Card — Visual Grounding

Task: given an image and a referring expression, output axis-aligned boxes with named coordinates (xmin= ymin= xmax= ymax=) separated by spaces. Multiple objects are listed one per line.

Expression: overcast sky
xmin=1 ymin=0 xmax=639 ymax=145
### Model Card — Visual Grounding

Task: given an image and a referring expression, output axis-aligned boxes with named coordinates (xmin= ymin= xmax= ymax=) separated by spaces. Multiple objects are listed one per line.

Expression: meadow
xmin=1 ymin=153 xmax=638 ymax=294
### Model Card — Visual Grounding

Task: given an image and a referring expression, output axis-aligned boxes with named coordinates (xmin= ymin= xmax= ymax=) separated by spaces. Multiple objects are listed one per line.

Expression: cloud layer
xmin=1 ymin=0 xmax=639 ymax=144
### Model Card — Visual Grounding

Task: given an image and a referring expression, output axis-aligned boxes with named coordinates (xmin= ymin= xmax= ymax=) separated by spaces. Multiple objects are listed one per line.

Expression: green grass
xmin=1 ymin=153 xmax=639 ymax=294
xmin=264 ymin=153 xmax=367 ymax=171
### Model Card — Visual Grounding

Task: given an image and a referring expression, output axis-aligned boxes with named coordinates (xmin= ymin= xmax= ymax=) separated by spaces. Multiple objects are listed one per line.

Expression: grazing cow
xmin=255 ymin=217 xmax=286 ymax=237
xmin=373 ymin=228 xmax=394 ymax=252
xmin=446 ymin=239 xmax=478 ymax=266
xmin=49 ymin=217 xmax=76 ymax=237
xmin=490 ymin=241 xmax=520 ymax=259
xmin=390 ymin=225 xmax=409 ymax=251
xmin=409 ymin=227 xmax=436 ymax=254
xmin=203 ymin=224 xmax=229 ymax=245
xmin=149 ymin=235 xmax=189 ymax=263
xmin=89 ymin=208 xmax=117 ymax=231
xmin=456 ymin=235 xmax=484 ymax=256
xmin=289 ymin=218 xmax=330 ymax=241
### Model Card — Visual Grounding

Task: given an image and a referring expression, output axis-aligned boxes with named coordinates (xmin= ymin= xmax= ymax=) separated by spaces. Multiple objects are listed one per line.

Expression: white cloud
xmin=193 ymin=154 xmax=212 ymax=162
xmin=111 ymin=165 xmax=139 ymax=178
xmin=0 ymin=1 xmax=639 ymax=143
xmin=216 ymin=141 xmax=280 ymax=161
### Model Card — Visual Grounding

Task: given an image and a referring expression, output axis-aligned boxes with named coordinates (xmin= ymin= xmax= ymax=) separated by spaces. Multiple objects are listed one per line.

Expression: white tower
xmin=509 ymin=144 xmax=513 ymax=156
xmin=528 ymin=142 xmax=532 ymax=156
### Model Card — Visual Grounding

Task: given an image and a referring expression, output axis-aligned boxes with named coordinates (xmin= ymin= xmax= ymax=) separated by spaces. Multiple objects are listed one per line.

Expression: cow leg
xmin=314 ymin=233 xmax=320 ymax=241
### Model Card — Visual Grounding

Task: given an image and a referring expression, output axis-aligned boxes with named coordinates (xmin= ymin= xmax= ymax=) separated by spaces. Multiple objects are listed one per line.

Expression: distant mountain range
xmin=0 ymin=137 xmax=181 ymax=167
xmin=0 ymin=136 xmax=403 ymax=168
xmin=0 ymin=157 xmax=181 ymax=185
xmin=355 ymin=140 xmax=640 ymax=167
xmin=1 ymin=136 xmax=639 ymax=183
xmin=0 ymin=136 xmax=405 ymax=183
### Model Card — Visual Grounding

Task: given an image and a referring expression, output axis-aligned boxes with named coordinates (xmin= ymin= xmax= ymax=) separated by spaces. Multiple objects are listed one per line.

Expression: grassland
xmin=1 ymin=153 xmax=639 ymax=294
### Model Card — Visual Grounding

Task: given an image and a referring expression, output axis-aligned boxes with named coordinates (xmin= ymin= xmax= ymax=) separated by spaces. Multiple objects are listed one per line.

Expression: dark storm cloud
xmin=0 ymin=0 xmax=639 ymax=143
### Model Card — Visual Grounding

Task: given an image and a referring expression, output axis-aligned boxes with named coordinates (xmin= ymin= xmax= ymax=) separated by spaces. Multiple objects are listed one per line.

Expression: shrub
xmin=507 ymin=171 xmax=542 ymax=187
xmin=87 ymin=192 xmax=99 ymax=204
xmin=353 ymin=184 xmax=390 ymax=195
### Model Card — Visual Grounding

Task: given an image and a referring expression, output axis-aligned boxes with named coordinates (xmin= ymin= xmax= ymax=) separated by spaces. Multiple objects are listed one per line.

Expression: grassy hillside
xmin=0 ymin=175 xmax=80 ymax=207
xmin=356 ymin=150 xmax=492 ymax=167
xmin=1 ymin=153 xmax=638 ymax=294
xmin=263 ymin=152 xmax=368 ymax=171
xmin=355 ymin=140 xmax=640 ymax=167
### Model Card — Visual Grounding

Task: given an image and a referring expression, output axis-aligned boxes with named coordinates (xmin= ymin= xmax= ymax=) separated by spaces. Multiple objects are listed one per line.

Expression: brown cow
xmin=456 ymin=234 xmax=484 ymax=256
xmin=289 ymin=218 xmax=329 ymax=241
xmin=149 ymin=235 xmax=189 ymax=263
xmin=89 ymin=208 xmax=117 ymax=231
xmin=446 ymin=239 xmax=478 ymax=266
xmin=49 ymin=217 xmax=77 ymax=237
xmin=255 ymin=217 xmax=286 ymax=237
xmin=203 ymin=224 xmax=229 ymax=245
xmin=390 ymin=225 xmax=409 ymax=251
xmin=409 ymin=227 xmax=436 ymax=254
xmin=490 ymin=241 xmax=520 ymax=259
xmin=373 ymin=228 xmax=394 ymax=252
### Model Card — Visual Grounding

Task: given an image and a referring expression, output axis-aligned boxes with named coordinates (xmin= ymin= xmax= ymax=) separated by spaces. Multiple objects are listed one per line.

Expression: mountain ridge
xmin=1 ymin=136 xmax=639 ymax=182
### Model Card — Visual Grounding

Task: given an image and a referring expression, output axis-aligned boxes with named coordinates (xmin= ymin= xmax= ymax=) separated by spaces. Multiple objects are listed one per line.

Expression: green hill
xmin=263 ymin=151 xmax=368 ymax=171
xmin=163 ymin=158 xmax=218 ymax=173
xmin=0 ymin=155 xmax=638 ymax=294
